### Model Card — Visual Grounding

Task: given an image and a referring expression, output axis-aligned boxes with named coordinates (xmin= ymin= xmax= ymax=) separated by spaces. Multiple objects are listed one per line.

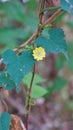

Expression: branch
xmin=39 ymin=0 xmax=46 ymax=24
xmin=40 ymin=6 xmax=60 ymax=14
xmin=19 ymin=32 xmax=37 ymax=49
xmin=42 ymin=9 xmax=63 ymax=28
xmin=37 ymin=0 xmax=46 ymax=34
xmin=25 ymin=65 xmax=36 ymax=130
xmin=14 ymin=9 xmax=63 ymax=52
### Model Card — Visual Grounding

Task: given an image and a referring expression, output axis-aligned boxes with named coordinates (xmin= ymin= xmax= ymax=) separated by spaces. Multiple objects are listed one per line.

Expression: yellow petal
xmin=32 ymin=47 xmax=46 ymax=61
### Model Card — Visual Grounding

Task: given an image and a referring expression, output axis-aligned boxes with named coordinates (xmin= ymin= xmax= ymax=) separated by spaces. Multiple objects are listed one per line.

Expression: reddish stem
xmin=42 ymin=9 xmax=63 ymax=27
xmin=14 ymin=9 xmax=63 ymax=52
xmin=25 ymin=65 xmax=36 ymax=130
xmin=39 ymin=0 xmax=45 ymax=24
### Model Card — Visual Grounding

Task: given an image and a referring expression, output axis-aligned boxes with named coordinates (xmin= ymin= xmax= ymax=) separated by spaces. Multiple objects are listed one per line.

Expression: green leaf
xmin=0 ymin=112 xmax=12 ymax=130
xmin=56 ymin=54 xmax=66 ymax=70
xmin=24 ymin=13 xmax=38 ymax=32
xmin=36 ymin=28 xmax=68 ymax=59
xmin=0 ymin=27 xmax=30 ymax=55
xmin=2 ymin=50 xmax=35 ymax=92
xmin=23 ymin=73 xmax=48 ymax=98
xmin=67 ymin=42 xmax=73 ymax=70
xmin=61 ymin=0 xmax=73 ymax=15
xmin=47 ymin=77 xmax=67 ymax=95
xmin=25 ymin=0 xmax=37 ymax=11
xmin=0 ymin=71 xmax=15 ymax=90
xmin=67 ymin=56 xmax=73 ymax=70
xmin=0 ymin=0 xmax=26 ymax=23
xmin=31 ymin=85 xmax=47 ymax=98
xmin=0 ymin=27 xmax=29 ymax=45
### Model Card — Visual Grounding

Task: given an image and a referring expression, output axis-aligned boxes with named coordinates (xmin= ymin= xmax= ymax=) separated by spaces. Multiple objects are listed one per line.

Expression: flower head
xmin=32 ymin=47 xmax=46 ymax=61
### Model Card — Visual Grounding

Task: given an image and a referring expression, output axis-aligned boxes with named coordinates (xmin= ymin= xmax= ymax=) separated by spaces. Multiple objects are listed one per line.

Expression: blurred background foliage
xmin=0 ymin=0 xmax=38 ymax=54
xmin=0 ymin=0 xmax=73 ymax=130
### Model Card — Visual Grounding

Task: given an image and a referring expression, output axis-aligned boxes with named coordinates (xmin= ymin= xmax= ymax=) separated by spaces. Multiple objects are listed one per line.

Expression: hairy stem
xmin=39 ymin=0 xmax=45 ymax=24
xmin=42 ymin=9 xmax=63 ymax=27
xmin=25 ymin=65 xmax=36 ymax=130
xmin=37 ymin=0 xmax=46 ymax=35
xmin=40 ymin=6 xmax=60 ymax=14
xmin=14 ymin=9 xmax=63 ymax=52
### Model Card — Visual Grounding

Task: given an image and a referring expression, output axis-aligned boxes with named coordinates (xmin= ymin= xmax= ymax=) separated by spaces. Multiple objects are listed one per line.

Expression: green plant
xmin=0 ymin=0 xmax=73 ymax=130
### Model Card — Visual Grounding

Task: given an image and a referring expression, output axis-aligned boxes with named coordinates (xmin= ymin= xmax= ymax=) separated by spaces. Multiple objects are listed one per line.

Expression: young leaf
xmin=23 ymin=73 xmax=48 ymax=98
xmin=61 ymin=0 xmax=73 ymax=15
xmin=36 ymin=28 xmax=68 ymax=59
xmin=2 ymin=50 xmax=35 ymax=92
xmin=0 ymin=112 xmax=12 ymax=130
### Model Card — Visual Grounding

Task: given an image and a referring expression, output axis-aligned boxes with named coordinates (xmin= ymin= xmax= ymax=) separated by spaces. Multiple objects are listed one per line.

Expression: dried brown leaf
xmin=10 ymin=114 xmax=26 ymax=130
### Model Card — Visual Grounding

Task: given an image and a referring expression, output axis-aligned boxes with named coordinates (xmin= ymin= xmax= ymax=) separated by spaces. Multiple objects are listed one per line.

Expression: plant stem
xmin=39 ymin=0 xmax=46 ymax=24
xmin=40 ymin=6 xmax=60 ymax=14
xmin=14 ymin=9 xmax=63 ymax=52
xmin=25 ymin=64 xmax=36 ymax=130
xmin=37 ymin=0 xmax=46 ymax=35
xmin=42 ymin=9 xmax=63 ymax=27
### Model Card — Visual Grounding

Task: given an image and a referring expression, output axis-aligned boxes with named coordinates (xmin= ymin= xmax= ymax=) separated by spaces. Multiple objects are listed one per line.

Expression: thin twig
xmin=14 ymin=9 xmax=63 ymax=52
xmin=40 ymin=6 xmax=60 ymax=14
xmin=25 ymin=65 xmax=36 ymax=130
xmin=39 ymin=0 xmax=45 ymax=24
xmin=13 ymin=32 xmax=38 ymax=51
xmin=42 ymin=9 xmax=63 ymax=27
xmin=46 ymin=0 xmax=53 ymax=5
xmin=37 ymin=0 xmax=46 ymax=35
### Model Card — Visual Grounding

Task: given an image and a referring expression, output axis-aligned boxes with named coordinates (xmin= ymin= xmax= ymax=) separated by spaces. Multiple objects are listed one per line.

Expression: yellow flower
xmin=32 ymin=47 xmax=46 ymax=61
